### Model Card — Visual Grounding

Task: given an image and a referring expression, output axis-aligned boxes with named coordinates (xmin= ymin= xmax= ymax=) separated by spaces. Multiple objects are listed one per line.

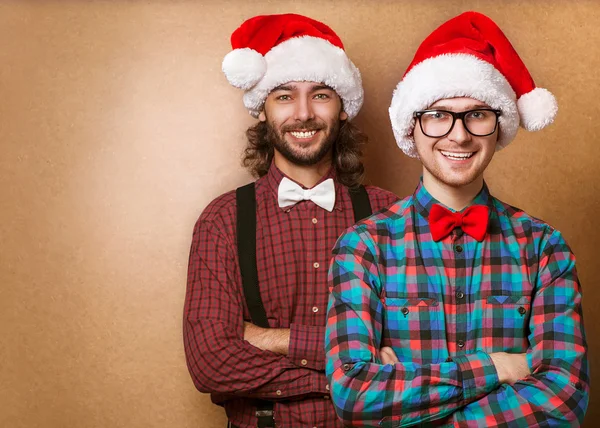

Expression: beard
xmin=264 ymin=118 xmax=340 ymax=166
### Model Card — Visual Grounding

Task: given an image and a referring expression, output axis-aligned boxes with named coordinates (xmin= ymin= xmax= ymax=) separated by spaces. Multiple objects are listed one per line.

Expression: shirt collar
xmin=413 ymin=178 xmax=493 ymax=220
xmin=266 ymin=162 xmax=344 ymax=212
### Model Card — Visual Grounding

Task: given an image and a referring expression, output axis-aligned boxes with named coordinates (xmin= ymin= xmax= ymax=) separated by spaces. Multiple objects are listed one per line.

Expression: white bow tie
xmin=277 ymin=177 xmax=336 ymax=212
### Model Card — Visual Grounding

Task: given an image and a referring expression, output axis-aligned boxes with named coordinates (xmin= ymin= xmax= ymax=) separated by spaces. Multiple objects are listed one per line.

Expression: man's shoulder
xmin=198 ymin=188 xmax=238 ymax=226
xmin=198 ymin=177 xmax=272 ymax=226
xmin=332 ymin=194 xmax=412 ymax=252
xmin=347 ymin=194 xmax=412 ymax=234
xmin=362 ymin=185 xmax=400 ymax=211
xmin=491 ymin=196 xmax=565 ymax=242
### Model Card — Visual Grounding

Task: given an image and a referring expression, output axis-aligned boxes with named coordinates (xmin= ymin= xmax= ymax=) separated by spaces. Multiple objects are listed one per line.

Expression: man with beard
xmin=183 ymin=14 xmax=398 ymax=428
xmin=325 ymin=11 xmax=589 ymax=427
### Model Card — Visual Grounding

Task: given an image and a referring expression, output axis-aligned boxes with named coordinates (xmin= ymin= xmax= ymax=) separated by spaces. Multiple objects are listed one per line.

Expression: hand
xmin=380 ymin=346 xmax=399 ymax=365
xmin=243 ymin=322 xmax=290 ymax=355
xmin=489 ymin=352 xmax=530 ymax=384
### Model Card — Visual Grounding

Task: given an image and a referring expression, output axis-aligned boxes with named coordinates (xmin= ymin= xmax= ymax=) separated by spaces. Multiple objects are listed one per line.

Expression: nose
xmin=447 ymin=117 xmax=471 ymax=144
xmin=293 ymin=97 xmax=315 ymax=122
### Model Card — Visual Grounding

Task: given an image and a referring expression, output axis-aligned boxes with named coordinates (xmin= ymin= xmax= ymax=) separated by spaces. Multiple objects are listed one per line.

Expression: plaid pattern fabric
xmin=184 ymin=163 xmax=398 ymax=428
xmin=325 ymin=181 xmax=589 ymax=427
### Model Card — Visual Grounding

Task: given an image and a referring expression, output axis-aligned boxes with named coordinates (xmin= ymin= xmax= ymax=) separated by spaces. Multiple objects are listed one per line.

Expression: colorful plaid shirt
xmin=184 ymin=163 xmax=398 ymax=428
xmin=325 ymin=180 xmax=589 ymax=427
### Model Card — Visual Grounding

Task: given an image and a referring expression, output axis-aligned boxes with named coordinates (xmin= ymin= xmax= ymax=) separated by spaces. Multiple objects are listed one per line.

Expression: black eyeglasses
xmin=413 ymin=109 xmax=502 ymax=138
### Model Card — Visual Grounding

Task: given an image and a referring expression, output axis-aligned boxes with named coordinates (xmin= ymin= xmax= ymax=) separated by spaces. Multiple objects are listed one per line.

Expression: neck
xmin=422 ymin=172 xmax=484 ymax=211
xmin=273 ymin=152 xmax=333 ymax=188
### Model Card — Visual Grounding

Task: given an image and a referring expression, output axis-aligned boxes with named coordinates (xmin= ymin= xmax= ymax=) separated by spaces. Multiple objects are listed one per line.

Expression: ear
xmin=258 ymin=111 xmax=266 ymax=122
xmin=339 ymin=110 xmax=348 ymax=121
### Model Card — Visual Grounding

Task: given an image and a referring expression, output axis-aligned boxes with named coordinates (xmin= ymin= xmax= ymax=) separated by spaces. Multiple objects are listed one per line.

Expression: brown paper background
xmin=1 ymin=1 xmax=598 ymax=427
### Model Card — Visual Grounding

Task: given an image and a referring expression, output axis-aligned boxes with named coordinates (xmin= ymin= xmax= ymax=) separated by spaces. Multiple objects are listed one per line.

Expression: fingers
xmin=380 ymin=346 xmax=399 ymax=365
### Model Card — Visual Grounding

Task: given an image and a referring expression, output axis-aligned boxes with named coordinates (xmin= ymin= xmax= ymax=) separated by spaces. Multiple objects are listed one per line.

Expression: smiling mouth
xmin=288 ymin=130 xmax=318 ymax=139
xmin=440 ymin=150 xmax=476 ymax=160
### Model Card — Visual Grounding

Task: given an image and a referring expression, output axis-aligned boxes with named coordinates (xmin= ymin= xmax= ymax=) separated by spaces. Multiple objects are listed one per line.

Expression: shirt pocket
xmin=478 ymin=294 xmax=531 ymax=352
xmin=383 ymin=296 xmax=443 ymax=363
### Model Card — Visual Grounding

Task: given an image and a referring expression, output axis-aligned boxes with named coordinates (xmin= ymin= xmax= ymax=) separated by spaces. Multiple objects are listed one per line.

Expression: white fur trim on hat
xmin=517 ymin=87 xmax=558 ymax=131
xmin=222 ymin=48 xmax=267 ymax=90
xmin=389 ymin=54 xmax=519 ymax=158
xmin=242 ymin=36 xmax=364 ymax=119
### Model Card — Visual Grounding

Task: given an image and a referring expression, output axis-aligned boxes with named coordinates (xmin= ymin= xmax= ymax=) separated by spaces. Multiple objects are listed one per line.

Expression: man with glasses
xmin=325 ymin=11 xmax=589 ymax=427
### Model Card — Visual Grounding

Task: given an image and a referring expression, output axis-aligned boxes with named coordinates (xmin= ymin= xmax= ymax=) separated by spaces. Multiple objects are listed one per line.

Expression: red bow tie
xmin=428 ymin=204 xmax=489 ymax=241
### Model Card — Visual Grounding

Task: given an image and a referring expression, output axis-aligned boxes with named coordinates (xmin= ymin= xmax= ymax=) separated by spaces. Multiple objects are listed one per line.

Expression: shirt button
xmin=312 ymin=306 xmax=319 ymax=313
xmin=456 ymin=291 xmax=465 ymax=300
xmin=301 ymin=359 xmax=308 ymax=366
xmin=313 ymin=262 xmax=320 ymax=269
xmin=518 ymin=306 xmax=527 ymax=315
xmin=455 ymin=245 xmax=463 ymax=253
xmin=401 ymin=307 xmax=409 ymax=316
xmin=312 ymin=218 xmax=318 ymax=224
xmin=276 ymin=390 xmax=282 ymax=396
xmin=457 ymin=340 xmax=465 ymax=348
xmin=324 ymin=395 xmax=330 ymax=400
xmin=342 ymin=363 xmax=351 ymax=371
xmin=326 ymin=384 xmax=330 ymax=391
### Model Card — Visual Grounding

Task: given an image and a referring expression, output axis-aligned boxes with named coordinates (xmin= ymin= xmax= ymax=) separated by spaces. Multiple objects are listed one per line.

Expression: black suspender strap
xmin=236 ymin=182 xmax=372 ymax=325
xmin=235 ymin=182 xmax=372 ymax=428
xmin=348 ymin=184 xmax=373 ymax=222
xmin=236 ymin=183 xmax=270 ymax=329
xmin=236 ymin=182 xmax=276 ymax=428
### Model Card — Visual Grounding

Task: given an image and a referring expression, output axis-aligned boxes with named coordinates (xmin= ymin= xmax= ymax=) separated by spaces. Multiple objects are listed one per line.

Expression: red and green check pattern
xmin=184 ymin=164 xmax=398 ymax=428
xmin=325 ymin=181 xmax=589 ymax=427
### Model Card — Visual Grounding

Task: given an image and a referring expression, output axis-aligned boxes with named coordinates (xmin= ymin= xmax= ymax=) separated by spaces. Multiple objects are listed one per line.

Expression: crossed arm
xmin=325 ymin=227 xmax=589 ymax=427
xmin=183 ymin=219 xmax=328 ymax=401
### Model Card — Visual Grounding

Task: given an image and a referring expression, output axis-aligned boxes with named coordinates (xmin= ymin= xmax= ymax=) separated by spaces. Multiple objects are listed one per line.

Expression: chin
xmin=428 ymin=166 xmax=481 ymax=187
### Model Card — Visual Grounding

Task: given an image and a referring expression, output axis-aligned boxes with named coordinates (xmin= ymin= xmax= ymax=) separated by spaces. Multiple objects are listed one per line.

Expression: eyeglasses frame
xmin=413 ymin=108 xmax=502 ymax=138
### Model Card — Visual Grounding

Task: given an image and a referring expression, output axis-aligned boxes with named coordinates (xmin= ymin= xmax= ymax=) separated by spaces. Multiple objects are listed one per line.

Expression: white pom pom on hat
xmin=517 ymin=87 xmax=558 ymax=131
xmin=389 ymin=11 xmax=558 ymax=157
xmin=222 ymin=48 xmax=267 ymax=90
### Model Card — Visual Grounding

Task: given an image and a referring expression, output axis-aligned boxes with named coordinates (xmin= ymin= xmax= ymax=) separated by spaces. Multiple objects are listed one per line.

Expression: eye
xmin=276 ymin=94 xmax=291 ymax=101
xmin=314 ymin=93 xmax=329 ymax=100
xmin=468 ymin=110 xmax=488 ymax=120
xmin=423 ymin=111 xmax=450 ymax=120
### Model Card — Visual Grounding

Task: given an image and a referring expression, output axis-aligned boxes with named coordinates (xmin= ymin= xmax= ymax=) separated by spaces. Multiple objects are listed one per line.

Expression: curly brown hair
xmin=242 ymin=120 xmax=366 ymax=188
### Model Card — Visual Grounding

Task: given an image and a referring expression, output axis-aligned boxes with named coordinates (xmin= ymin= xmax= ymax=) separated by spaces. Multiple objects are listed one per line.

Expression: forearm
xmin=244 ymin=322 xmax=290 ymax=355
xmin=327 ymin=351 xmax=499 ymax=427
xmin=451 ymin=367 xmax=588 ymax=426
xmin=185 ymin=318 xmax=327 ymax=400
xmin=185 ymin=219 xmax=327 ymax=401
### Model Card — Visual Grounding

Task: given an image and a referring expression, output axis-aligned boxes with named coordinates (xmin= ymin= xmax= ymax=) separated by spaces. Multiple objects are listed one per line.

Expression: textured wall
xmin=1 ymin=1 xmax=597 ymax=427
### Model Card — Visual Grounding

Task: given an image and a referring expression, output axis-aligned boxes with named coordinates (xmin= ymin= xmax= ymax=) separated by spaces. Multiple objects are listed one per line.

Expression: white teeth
xmin=440 ymin=150 xmax=474 ymax=160
xmin=290 ymin=130 xmax=317 ymax=139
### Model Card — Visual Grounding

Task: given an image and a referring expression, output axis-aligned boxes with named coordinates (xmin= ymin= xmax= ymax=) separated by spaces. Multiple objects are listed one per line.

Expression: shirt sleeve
xmin=289 ymin=324 xmax=326 ymax=371
xmin=184 ymin=215 xmax=327 ymax=401
xmin=325 ymin=226 xmax=500 ymax=427
xmin=450 ymin=229 xmax=589 ymax=427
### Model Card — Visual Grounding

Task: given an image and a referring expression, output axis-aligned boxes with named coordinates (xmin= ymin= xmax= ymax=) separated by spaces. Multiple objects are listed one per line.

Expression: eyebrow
xmin=272 ymin=83 xmax=334 ymax=92
xmin=429 ymin=103 xmax=490 ymax=111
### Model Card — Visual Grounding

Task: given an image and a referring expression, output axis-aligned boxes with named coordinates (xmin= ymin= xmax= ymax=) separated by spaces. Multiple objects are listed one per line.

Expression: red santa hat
xmin=222 ymin=14 xmax=363 ymax=119
xmin=389 ymin=11 xmax=558 ymax=158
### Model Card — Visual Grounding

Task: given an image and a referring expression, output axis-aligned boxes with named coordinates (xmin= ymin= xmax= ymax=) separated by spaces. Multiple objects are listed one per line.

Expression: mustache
xmin=280 ymin=121 xmax=324 ymax=132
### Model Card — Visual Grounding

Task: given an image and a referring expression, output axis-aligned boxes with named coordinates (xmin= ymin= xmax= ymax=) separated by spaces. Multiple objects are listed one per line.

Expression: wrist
xmin=489 ymin=353 xmax=506 ymax=383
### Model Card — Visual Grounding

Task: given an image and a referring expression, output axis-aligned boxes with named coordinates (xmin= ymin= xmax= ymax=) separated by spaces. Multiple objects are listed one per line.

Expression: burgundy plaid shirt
xmin=184 ymin=163 xmax=398 ymax=428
